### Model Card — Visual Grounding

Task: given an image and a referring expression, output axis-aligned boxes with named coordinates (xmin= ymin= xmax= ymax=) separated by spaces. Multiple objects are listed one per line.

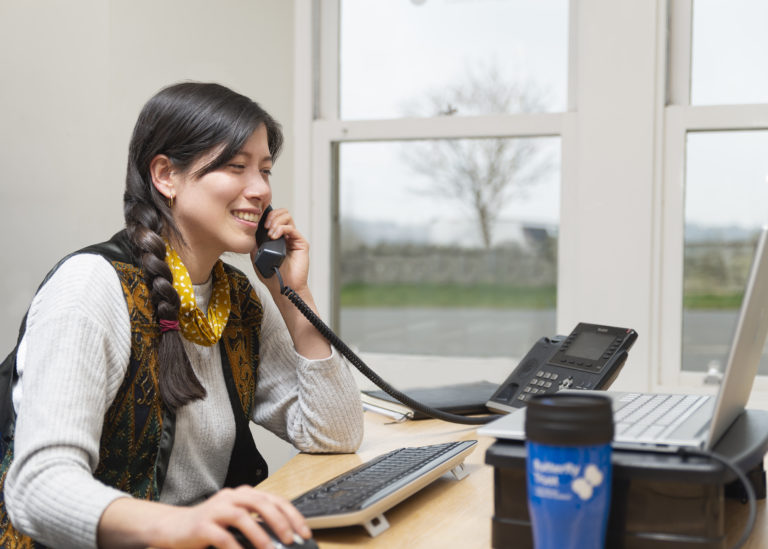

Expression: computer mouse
xmin=226 ymin=522 xmax=318 ymax=549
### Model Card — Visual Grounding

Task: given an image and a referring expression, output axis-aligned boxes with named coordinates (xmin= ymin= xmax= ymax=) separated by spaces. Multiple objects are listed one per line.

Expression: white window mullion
xmin=666 ymin=0 xmax=692 ymax=107
xmin=293 ymin=0 xmax=315 ymax=247
xmin=659 ymin=105 xmax=687 ymax=389
xmin=318 ymin=0 xmax=339 ymax=121
xmin=676 ymin=104 xmax=768 ymax=131
xmin=315 ymin=113 xmax=566 ymax=142
xmin=308 ymin=122 xmax=335 ymax=318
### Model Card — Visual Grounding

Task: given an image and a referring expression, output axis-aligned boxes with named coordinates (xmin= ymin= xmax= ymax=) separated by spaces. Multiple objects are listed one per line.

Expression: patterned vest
xmin=0 ymin=231 xmax=268 ymax=548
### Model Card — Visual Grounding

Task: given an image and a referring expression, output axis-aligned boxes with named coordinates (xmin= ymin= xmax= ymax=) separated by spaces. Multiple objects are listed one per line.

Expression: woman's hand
xmin=99 ymin=486 xmax=311 ymax=549
xmin=251 ymin=207 xmax=310 ymax=294
xmin=163 ymin=486 xmax=310 ymax=549
xmin=248 ymin=207 xmax=331 ymax=359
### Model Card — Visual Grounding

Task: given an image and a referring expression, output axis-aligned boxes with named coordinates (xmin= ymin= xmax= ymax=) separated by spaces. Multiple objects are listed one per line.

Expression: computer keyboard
xmin=291 ymin=440 xmax=477 ymax=537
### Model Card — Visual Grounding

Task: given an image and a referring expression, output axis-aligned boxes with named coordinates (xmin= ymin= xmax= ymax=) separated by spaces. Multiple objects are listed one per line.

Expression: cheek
xmin=196 ymin=178 xmax=243 ymax=207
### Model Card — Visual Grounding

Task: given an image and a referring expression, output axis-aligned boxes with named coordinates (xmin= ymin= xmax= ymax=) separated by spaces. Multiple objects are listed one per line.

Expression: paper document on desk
xmin=360 ymin=394 xmax=414 ymax=422
xmin=360 ymin=381 xmax=497 ymax=421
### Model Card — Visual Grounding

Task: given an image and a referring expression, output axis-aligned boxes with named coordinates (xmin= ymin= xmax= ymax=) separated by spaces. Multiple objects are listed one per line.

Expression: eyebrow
xmin=233 ymin=151 xmax=273 ymax=163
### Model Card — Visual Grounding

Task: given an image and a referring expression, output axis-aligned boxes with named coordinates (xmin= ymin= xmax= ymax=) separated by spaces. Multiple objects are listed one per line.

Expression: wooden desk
xmin=256 ymin=412 xmax=767 ymax=548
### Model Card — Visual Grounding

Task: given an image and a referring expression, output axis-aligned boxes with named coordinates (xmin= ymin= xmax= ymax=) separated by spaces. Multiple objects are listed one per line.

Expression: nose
xmin=244 ymin=172 xmax=271 ymax=202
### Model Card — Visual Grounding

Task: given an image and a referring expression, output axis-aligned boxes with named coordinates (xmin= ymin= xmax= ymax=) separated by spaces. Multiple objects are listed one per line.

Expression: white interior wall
xmin=0 ymin=0 xmax=298 ymax=471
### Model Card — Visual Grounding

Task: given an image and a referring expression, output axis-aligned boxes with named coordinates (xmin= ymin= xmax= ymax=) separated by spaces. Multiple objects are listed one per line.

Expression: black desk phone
xmin=485 ymin=322 xmax=637 ymax=414
xmin=254 ymin=206 xmax=637 ymax=425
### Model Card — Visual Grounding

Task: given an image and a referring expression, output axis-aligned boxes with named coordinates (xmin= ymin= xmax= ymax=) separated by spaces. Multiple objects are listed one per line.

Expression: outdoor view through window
xmin=684 ymin=131 xmax=768 ymax=375
xmin=337 ymin=0 xmax=567 ymax=359
xmin=685 ymin=0 xmax=768 ymax=375
xmin=335 ymin=0 xmax=768 ymax=375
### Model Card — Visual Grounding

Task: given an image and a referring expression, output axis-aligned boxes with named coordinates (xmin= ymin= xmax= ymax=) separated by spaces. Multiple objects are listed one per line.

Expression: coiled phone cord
xmin=274 ymin=270 xmax=759 ymax=545
xmin=274 ymin=268 xmax=498 ymax=425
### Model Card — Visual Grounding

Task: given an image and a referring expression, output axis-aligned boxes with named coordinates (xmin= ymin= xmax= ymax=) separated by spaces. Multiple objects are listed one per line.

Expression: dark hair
xmin=123 ymin=82 xmax=283 ymax=410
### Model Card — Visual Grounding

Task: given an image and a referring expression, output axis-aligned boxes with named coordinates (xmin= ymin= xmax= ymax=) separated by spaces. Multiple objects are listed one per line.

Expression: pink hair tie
xmin=159 ymin=319 xmax=180 ymax=333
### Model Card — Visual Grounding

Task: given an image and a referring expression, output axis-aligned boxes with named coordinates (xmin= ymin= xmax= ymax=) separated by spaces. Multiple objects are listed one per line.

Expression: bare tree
xmin=402 ymin=64 xmax=553 ymax=248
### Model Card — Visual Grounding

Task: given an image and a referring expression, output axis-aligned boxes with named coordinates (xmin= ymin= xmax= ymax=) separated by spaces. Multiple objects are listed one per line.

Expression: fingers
xmin=214 ymin=486 xmax=311 ymax=548
xmin=259 ymin=496 xmax=312 ymax=541
xmin=263 ymin=207 xmax=294 ymax=240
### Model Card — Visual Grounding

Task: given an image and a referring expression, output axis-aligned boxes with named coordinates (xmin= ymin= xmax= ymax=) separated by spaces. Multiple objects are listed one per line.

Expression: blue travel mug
xmin=525 ymin=393 xmax=614 ymax=549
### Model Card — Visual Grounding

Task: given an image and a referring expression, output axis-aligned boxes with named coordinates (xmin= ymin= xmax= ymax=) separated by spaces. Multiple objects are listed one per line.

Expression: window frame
xmin=293 ymin=0 xmax=768 ymax=395
xmin=660 ymin=0 xmax=768 ymax=392
xmin=294 ymin=0 xmax=576 ymax=377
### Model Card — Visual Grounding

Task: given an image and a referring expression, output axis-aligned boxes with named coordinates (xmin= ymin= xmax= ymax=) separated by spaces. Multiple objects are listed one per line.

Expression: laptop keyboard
xmin=614 ymin=393 xmax=709 ymax=440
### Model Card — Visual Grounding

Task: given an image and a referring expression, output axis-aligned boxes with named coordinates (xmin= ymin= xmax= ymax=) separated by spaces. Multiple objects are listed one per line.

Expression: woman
xmin=0 ymin=82 xmax=364 ymax=548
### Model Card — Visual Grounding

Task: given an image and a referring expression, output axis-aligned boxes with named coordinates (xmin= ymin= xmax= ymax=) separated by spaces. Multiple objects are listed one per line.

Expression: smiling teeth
xmin=235 ymin=211 xmax=260 ymax=222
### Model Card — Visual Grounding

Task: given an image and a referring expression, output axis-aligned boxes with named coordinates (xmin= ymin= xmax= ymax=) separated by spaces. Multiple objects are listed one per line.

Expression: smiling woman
xmin=152 ymin=126 xmax=276 ymax=283
xmin=0 ymin=82 xmax=363 ymax=549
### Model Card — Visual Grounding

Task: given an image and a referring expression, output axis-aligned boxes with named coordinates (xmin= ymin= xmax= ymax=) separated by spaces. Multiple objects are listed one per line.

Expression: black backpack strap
xmin=0 ymin=231 xmax=134 ymax=447
xmin=220 ymin=350 xmax=268 ymax=487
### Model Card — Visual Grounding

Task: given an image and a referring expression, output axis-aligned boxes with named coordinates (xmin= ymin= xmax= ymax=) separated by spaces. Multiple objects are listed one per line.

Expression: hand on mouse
xmin=117 ymin=485 xmax=312 ymax=549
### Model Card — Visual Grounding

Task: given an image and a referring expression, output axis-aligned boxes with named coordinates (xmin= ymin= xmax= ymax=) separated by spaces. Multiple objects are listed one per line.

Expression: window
xmin=662 ymin=0 xmax=768 ymax=387
xmin=338 ymin=137 xmax=560 ymax=358
xmin=299 ymin=1 xmax=768 ymax=394
xmin=690 ymin=0 xmax=768 ymax=106
xmin=339 ymin=0 xmax=568 ymax=120
xmin=322 ymin=0 xmax=569 ymax=366
xmin=683 ymin=131 xmax=768 ymax=375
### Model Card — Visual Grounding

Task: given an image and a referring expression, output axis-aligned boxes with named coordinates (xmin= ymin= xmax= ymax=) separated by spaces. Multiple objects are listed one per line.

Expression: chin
xmin=228 ymin=236 xmax=258 ymax=256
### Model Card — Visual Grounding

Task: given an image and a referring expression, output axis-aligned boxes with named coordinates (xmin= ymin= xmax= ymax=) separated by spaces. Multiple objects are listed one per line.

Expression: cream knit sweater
xmin=5 ymin=253 xmax=363 ymax=548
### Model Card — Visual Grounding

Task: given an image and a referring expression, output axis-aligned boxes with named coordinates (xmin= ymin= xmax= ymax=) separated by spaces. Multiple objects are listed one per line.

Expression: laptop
xmin=479 ymin=225 xmax=768 ymax=452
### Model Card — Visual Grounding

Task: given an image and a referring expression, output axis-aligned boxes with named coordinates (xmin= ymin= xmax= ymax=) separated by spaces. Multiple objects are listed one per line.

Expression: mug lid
xmin=525 ymin=393 xmax=614 ymax=445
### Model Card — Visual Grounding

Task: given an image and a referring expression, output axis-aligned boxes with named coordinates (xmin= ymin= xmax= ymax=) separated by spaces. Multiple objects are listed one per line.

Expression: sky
xmin=336 ymin=0 xmax=768 ymax=238
xmin=687 ymin=0 xmax=768 ymax=229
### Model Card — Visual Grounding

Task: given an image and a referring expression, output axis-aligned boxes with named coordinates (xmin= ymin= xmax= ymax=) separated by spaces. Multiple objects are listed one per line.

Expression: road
xmin=339 ymin=307 xmax=768 ymax=375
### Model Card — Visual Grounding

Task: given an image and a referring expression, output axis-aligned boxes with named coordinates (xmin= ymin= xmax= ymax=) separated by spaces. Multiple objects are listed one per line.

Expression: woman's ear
xmin=149 ymin=154 xmax=176 ymax=201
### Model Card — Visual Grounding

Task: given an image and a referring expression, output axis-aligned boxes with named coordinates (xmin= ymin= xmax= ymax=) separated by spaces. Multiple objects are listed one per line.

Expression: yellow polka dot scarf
xmin=164 ymin=242 xmax=231 ymax=346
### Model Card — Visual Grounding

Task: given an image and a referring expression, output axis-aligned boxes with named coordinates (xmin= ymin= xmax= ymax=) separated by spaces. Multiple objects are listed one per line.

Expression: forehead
xmin=235 ymin=125 xmax=271 ymax=161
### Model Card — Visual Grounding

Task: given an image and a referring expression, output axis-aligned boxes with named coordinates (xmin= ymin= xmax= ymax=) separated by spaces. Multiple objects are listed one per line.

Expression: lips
xmin=233 ymin=210 xmax=261 ymax=223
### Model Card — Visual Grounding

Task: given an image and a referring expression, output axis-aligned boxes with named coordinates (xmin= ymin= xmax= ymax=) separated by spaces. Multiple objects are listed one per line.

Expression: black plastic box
xmin=485 ymin=410 xmax=768 ymax=548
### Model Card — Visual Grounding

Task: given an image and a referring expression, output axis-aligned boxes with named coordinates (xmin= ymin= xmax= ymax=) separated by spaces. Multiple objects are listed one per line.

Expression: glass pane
xmin=691 ymin=0 xmax=768 ymax=105
xmin=337 ymin=137 xmax=560 ymax=358
xmin=683 ymin=130 xmax=768 ymax=374
xmin=339 ymin=0 xmax=569 ymax=120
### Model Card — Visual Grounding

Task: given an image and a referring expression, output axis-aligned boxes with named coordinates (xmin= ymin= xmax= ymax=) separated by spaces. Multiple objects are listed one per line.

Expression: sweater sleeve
xmin=248 ymin=280 xmax=364 ymax=454
xmin=5 ymin=254 xmax=132 ymax=549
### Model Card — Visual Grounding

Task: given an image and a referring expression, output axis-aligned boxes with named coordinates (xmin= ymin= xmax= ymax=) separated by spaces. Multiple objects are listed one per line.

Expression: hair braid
xmin=124 ymin=198 xmax=206 ymax=410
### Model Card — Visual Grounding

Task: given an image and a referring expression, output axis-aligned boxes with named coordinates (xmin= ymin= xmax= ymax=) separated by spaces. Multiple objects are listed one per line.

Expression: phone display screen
xmin=564 ymin=332 xmax=614 ymax=361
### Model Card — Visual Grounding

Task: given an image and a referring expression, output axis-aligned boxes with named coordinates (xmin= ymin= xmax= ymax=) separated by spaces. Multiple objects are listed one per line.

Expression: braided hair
xmin=123 ymin=82 xmax=283 ymax=410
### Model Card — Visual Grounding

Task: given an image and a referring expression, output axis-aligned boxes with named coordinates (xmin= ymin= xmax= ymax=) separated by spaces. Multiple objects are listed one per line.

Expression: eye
xmin=261 ymin=168 xmax=273 ymax=177
xmin=228 ymin=163 xmax=246 ymax=171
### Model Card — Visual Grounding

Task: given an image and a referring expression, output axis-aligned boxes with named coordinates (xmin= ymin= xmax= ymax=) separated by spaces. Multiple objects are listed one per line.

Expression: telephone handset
xmin=254 ymin=205 xmax=287 ymax=278
xmin=254 ymin=207 xmax=638 ymax=425
xmin=485 ymin=322 xmax=638 ymax=414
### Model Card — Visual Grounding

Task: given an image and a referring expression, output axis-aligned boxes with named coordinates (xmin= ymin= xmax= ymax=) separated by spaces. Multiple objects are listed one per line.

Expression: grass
xmin=339 ymin=283 xmax=556 ymax=309
xmin=683 ymin=292 xmax=744 ymax=310
xmin=340 ymin=284 xmax=743 ymax=310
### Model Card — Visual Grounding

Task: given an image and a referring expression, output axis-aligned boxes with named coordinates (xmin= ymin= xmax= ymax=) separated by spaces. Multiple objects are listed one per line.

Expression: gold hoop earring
xmin=168 ymin=194 xmax=174 ymax=208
